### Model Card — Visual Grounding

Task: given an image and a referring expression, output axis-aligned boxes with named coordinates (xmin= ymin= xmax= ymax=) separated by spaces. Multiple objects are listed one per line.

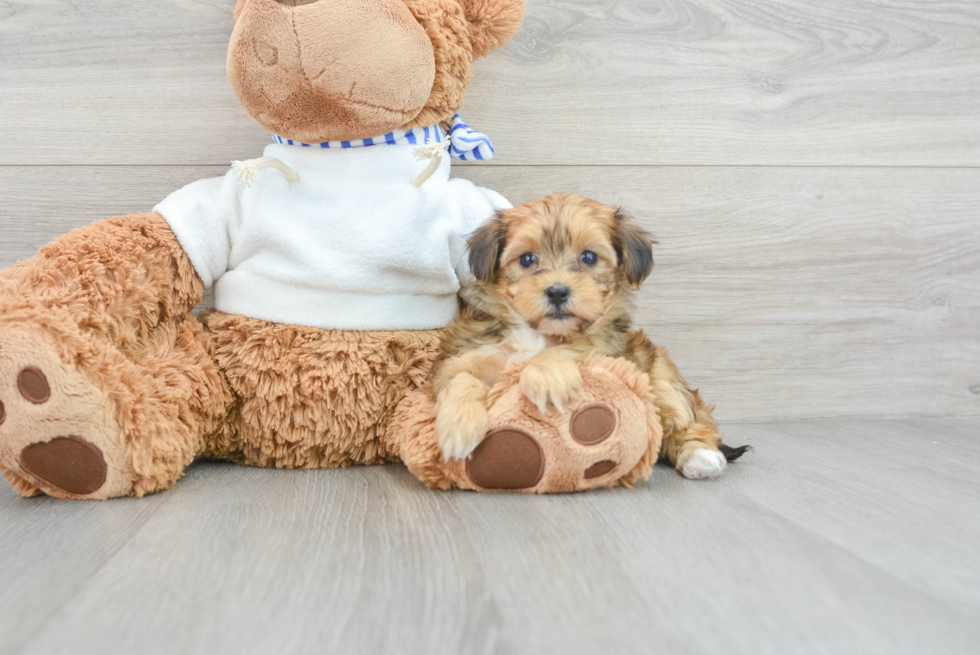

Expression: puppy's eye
xmin=519 ymin=252 xmax=538 ymax=268
xmin=580 ymin=250 xmax=598 ymax=266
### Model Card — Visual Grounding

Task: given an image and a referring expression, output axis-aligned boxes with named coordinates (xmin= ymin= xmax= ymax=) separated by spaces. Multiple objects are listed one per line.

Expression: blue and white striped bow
xmin=271 ymin=113 xmax=494 ymax=161
xmin=446 ymin=114 xmax=494 ymax=161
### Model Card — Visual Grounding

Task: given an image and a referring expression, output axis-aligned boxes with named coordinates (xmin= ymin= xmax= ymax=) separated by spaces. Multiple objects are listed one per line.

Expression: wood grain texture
xmin=1 ymin=165 xmax=977 ymax=421
xmin=721 ymin=419 xmax=980 ymax=614
xmin=1 ymin=418 xmax=976 ymax=655
xmin=0 ymin=0 xmax=978 ymax=165
xmin=0 ymin=483 xmax=169 ymax=652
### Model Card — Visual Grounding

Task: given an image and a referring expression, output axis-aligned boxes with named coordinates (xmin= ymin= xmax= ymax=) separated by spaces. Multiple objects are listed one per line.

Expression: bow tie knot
xmin=446 ymin=114 xmax=495 ymax=161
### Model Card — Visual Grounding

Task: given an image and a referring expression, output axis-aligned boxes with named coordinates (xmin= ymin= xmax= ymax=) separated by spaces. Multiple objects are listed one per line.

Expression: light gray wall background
xmin=1 ymin=0 xmax=978 ymax=422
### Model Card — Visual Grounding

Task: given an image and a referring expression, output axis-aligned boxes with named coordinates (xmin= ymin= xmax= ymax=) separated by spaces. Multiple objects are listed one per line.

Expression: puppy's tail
xmin=719 ymin=442 xmax=751 ymax=462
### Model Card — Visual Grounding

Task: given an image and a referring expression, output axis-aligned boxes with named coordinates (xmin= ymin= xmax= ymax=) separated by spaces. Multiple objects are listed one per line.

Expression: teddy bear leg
xmin=0 ymin=319 xmax=136 ymax=499
xmin=392 ymin=356 xmax=662 ymax=493
xmin=0 ymin=314 xmax=233 ymax=499
xmin=0 ymin=213 xmax=233 ymax=498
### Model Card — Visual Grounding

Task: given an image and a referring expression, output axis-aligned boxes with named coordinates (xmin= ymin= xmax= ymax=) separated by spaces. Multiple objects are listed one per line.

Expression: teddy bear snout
xmin=230 ymin=0 xmax=437 ymax=143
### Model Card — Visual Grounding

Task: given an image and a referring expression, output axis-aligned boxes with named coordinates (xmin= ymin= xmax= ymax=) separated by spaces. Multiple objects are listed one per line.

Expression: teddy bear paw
xmin=462 ymin=402 xmax=635 ymax=492
xmin=0 ymin=328 xmax=132 ymax=499
xmin=393 ymin=356 xmax=661 ymax=494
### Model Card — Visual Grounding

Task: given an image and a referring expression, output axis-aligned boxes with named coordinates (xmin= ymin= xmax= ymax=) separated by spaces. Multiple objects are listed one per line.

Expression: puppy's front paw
xmin=436 ymin=400 xmax=489 ymax=460
xmin=679 ymin=448 xmax=727 ymax=480
xmin=520 ymin=360 xmax=582 ymax=414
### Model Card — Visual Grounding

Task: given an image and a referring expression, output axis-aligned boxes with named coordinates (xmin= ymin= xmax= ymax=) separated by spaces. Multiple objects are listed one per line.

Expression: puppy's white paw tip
xmin=681 ymin=448 xmax=726 ymax=480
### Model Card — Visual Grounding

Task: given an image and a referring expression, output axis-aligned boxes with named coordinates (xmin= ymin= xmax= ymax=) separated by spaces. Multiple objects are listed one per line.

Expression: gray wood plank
xmin=1 ymin=165 xmax=977 ymax=421
xmin=17 ymin=464 xmax=506 ymax=655
xmin=9 ymin=418 xmax=980 ymax=655
xmin=452 ymin=483 xmax=979 ymax=655
xmin=0 ymin=479 xmax=171 ymax=652
xmin=721 ymin=418 xmax=980 ymax=614
xmin=0 ymin=0 xmax=978 ymax=166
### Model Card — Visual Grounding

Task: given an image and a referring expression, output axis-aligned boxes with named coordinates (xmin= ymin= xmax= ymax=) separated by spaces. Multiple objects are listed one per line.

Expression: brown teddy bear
xmin=0 ymin=0 xmax=662 ymax=499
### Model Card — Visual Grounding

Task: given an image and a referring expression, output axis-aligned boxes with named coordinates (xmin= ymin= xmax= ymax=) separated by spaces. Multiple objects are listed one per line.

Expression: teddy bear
xmin=0 ymin=0 xmax=663 ymax=499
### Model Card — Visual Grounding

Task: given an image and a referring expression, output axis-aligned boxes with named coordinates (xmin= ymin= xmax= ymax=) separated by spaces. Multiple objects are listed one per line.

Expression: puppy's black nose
xmin=546 ymin=285 xmax=571 ymax=306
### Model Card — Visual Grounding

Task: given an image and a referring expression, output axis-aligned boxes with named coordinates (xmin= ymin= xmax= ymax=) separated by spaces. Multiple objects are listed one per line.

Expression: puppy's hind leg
xmin=643 ymin=343 xmax=747 ymax=479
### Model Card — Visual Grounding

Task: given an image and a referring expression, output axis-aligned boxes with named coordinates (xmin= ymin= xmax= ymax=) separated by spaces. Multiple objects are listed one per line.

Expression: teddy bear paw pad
xmin=18 ymin=366 xmax=51 ymax=404
xmin=569 ymin=403 xmax=616 ymax=445
xmin=466 ymin=428 xmax=545 ymax=490
xmin=583 ymin=459 xmax=617 ymax=480
xmin=20 ymin=436 xmax=107 ymax=495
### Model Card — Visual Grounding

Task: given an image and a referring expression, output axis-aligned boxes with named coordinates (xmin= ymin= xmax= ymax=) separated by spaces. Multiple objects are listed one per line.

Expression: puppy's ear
xmin=612 ymin=208 xmax=654 ymax=289
xmin=469 ymin=211 xmax=509 ymax=283
xmin=459 ymin=0 xmax=526 ymax=59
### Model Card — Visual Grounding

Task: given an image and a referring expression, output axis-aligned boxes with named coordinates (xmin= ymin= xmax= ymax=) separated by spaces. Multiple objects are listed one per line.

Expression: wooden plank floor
xmin=0 ymin=418 xmax=977 ymax=655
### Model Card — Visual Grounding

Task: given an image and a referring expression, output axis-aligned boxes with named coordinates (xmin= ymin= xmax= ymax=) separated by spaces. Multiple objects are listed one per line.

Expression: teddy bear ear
xmin=234 ymin=0 xmax=247 ymax=21
xmin=460 ymin=0 xmax=526 ymax=59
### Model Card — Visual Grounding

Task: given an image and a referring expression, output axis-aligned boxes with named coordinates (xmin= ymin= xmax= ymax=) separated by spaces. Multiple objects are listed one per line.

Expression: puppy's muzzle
xmin=545 ymin=284 xmax=571 ymax=307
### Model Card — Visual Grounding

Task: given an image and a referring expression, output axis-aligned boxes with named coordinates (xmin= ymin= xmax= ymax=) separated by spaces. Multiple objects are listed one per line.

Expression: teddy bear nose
xmin=546 ymin=285 xmax=571 ymax=306
xmin=274 ymin=0 xmax=320 ymax=6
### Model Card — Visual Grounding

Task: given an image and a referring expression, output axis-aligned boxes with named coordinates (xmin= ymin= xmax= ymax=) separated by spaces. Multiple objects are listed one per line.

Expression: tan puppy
xmin=433 ymin=194 xmax=748 ymax=479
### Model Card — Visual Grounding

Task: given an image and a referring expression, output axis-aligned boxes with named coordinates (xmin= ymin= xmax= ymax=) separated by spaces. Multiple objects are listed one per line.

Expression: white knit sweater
xmin=155 ymin=137 xmax=509 ymax=330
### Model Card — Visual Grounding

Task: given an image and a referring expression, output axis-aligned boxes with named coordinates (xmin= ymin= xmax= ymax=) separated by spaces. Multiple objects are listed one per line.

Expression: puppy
xmin=433 ymin=194 xmax=748 ymax=479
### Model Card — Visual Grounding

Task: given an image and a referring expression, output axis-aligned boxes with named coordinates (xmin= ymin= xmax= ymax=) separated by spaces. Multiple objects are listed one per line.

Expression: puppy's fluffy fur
xmin=434 ymin=194 xmax=747 ymax=479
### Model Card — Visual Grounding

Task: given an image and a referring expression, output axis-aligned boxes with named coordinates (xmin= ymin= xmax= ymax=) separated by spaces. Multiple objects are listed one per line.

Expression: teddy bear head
xmin=229 ymin=0 xmax=525 ymax=143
